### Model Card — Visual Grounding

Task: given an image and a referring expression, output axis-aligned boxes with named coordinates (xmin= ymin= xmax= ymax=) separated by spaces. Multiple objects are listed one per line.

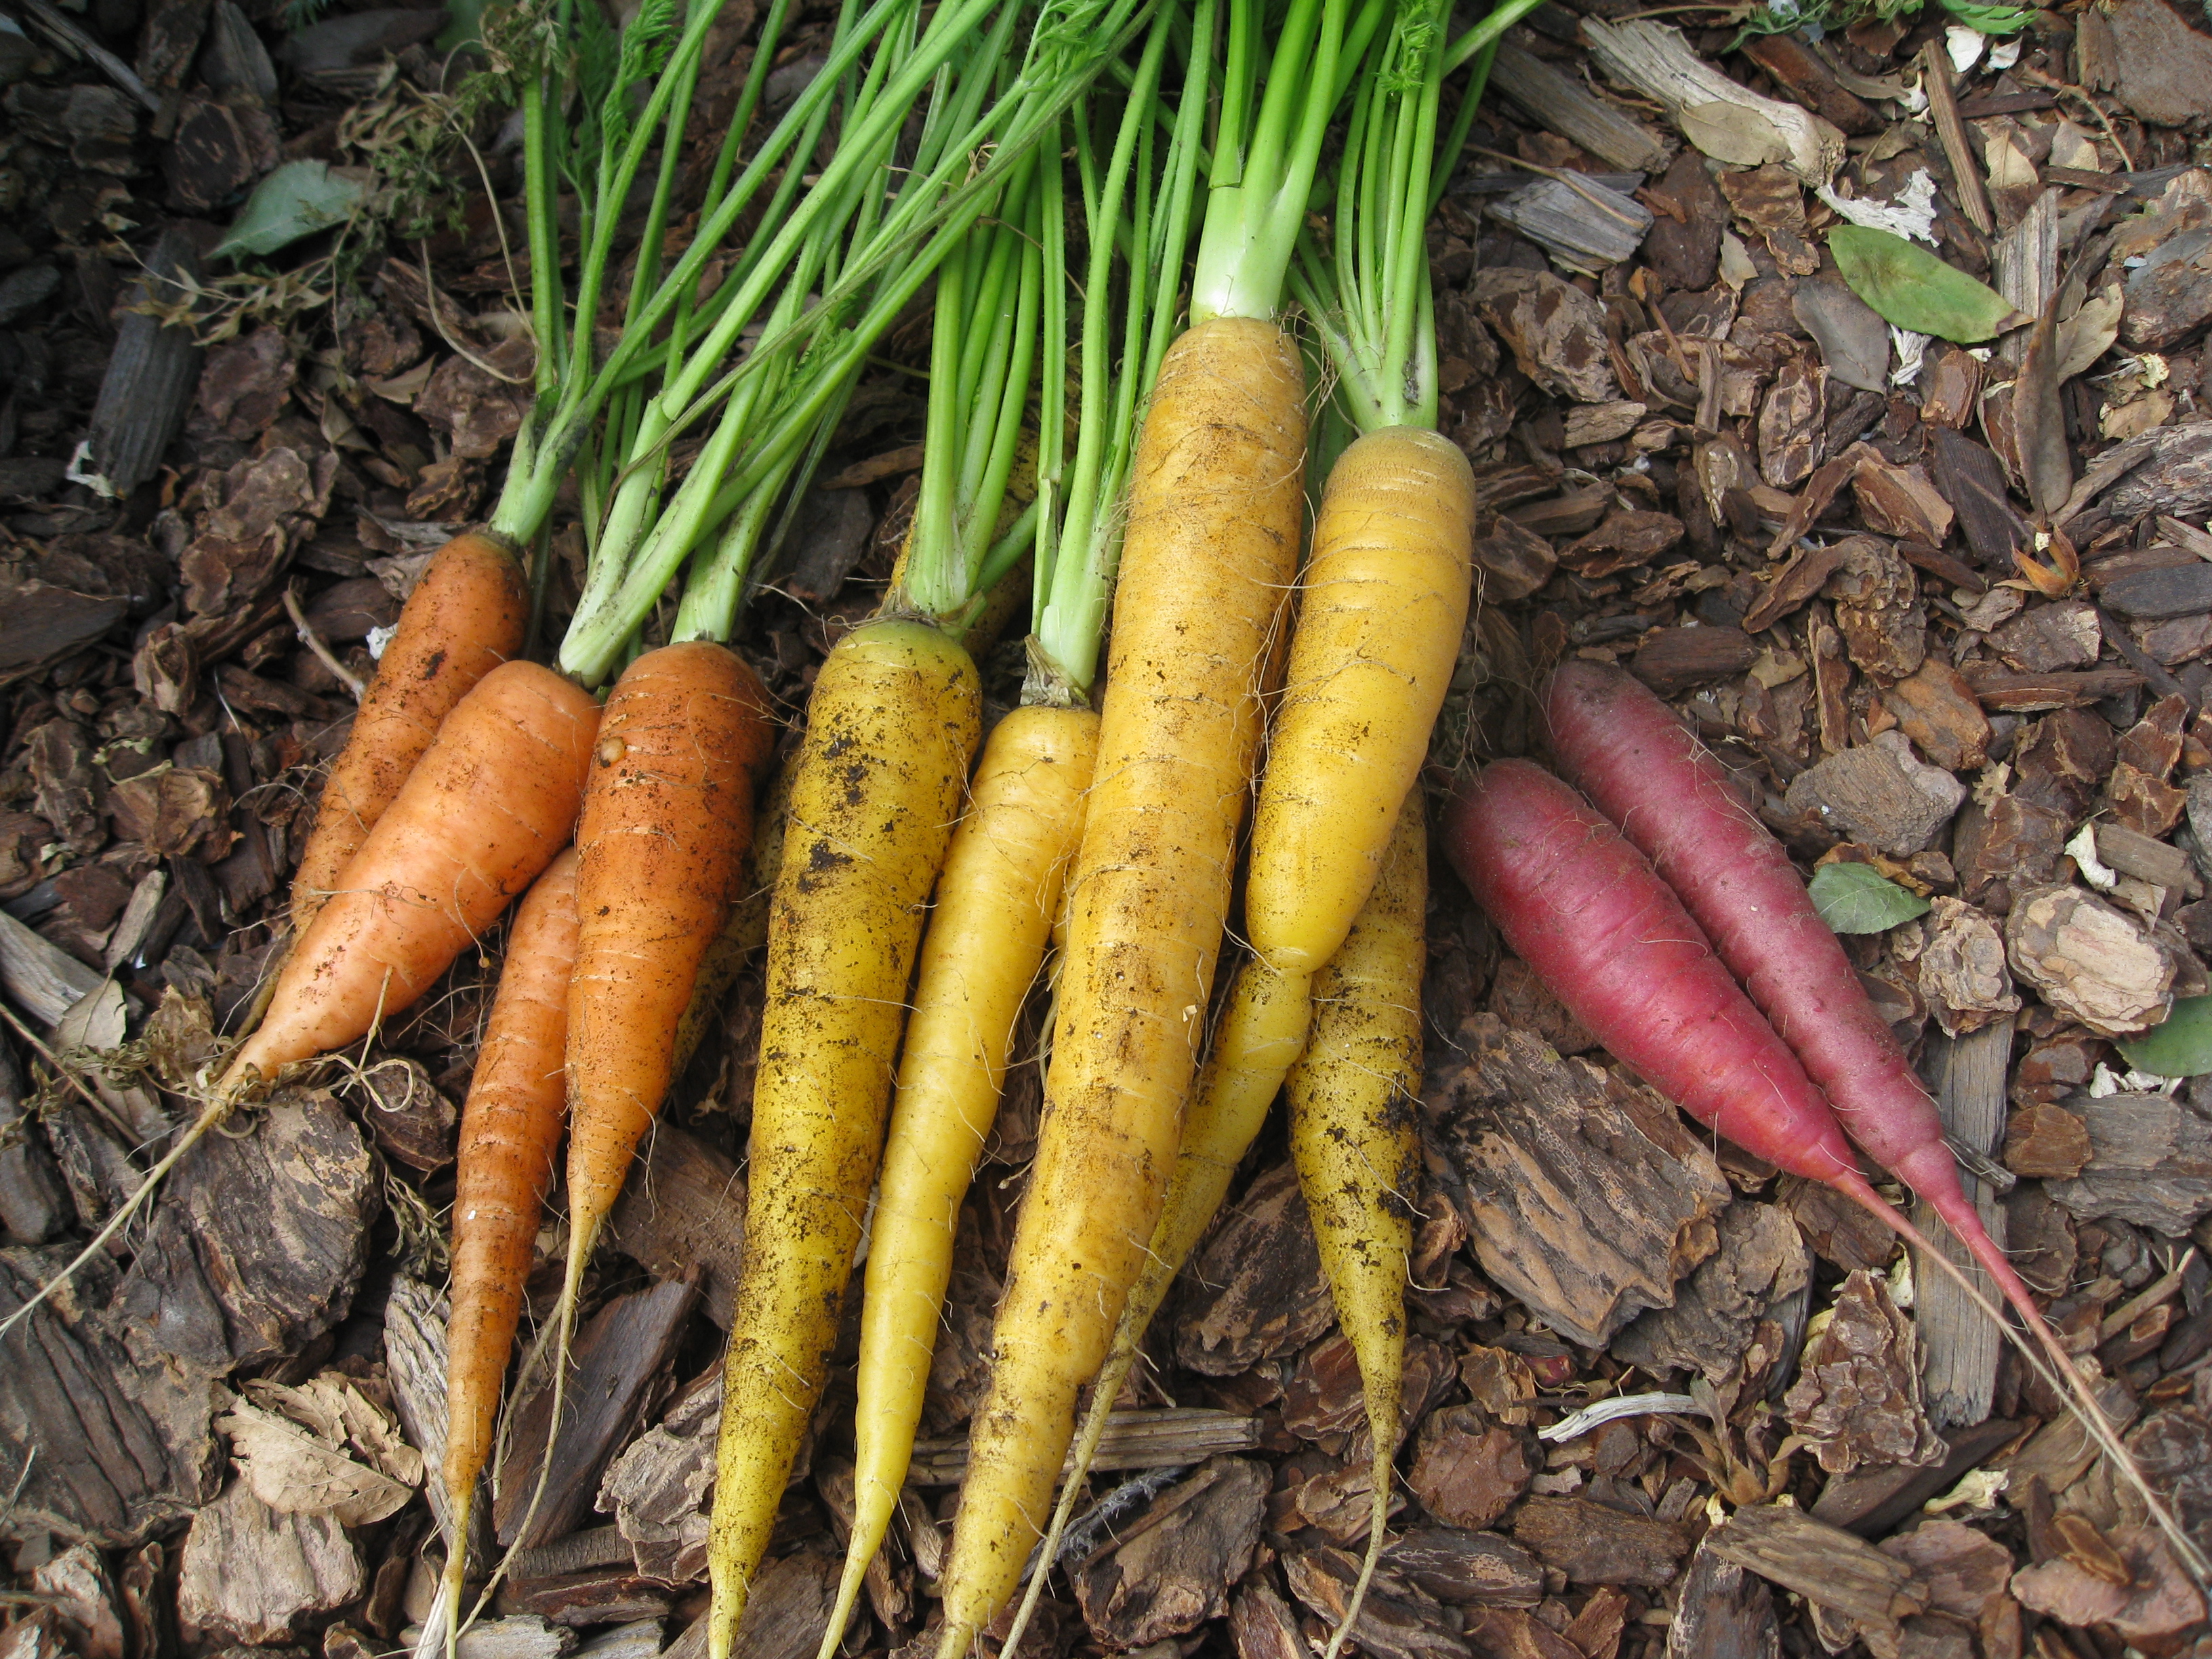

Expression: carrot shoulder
xmin=292 ymin=531 xmax=530 ymax=935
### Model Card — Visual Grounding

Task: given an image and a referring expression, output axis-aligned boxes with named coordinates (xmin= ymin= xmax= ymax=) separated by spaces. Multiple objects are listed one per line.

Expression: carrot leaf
xmin=1807 ymin=861 xmax=1930 ymax=934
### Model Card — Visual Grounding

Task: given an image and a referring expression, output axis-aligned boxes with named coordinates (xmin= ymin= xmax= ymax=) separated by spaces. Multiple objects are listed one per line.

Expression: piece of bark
xmin=1931 ymin=430 xmax=2032 ymax=569
xmin=2003 ymin=1104 xmax=2091 ymax=1179
xmin=2105 ymin=0 xmax=2212 ymax=127
xmin=1486 ymin=957 xmax=1598 ymax=1057
xmin=1643 ymin=150 xmax=1727 ymax=291
xmin=1811 ymin=1418 xmax=2026 ymax=1537
xmin=174 ymin=1479 xmax=364 ymax=1645
xmin=1491 ymin=179 xmax=1654 ymax=277
xmin=1073 ymin=1456 xmax=1267 ymax=1648
xmin=382 ymin=1275 xmax=455 ymax=1542
xmin=1385 ymin=1527 xmax=1544 ymax=1607
xmin=500 ymin=1571 xmax=673 ymax=1629
xmin=2101 ymin=565 xmax=2212 ymax=622
xmin=2102 ymin=423 xmax=2212 ymax=523
xmin=1231 ymin=1583 xmax=1309 ymax=1659
xmin=1992 ymin=602 xmax=2102 ymax=674
xmin=1827 ymin=536 xmax=1927 ymax=679
xmin=28 ymin=1542 xmax=125 ymax=1659
xmin=1629 ymin=626 xmax=1757 ymax=695
xmin=1280 ymin=1547 xmax=1470 ymax=1659
xmin=1471 ymin=514 xmax=1558 ymax=605
xmin=1283 ymin=1331 xmax=1454 ymax=1450
xmin=777 ymin=489 xmax=878 ymax=606
xmin=0 ymin=579 xmax=129 ymax=690
xmin=1174 ymin=1160 xmax=1333 ymax=1376
xmin=1783 ymin=732 xmax=1966 ymax=857
xmin=2043 ymin=1092 xmax=2212 ymax=1233
xmin=114 ymin=1090 xmax=374 ymax=1374
xmin=1489 ymin=37 xmax=1672 ymax=173
xmin=1511 ymin=1496 xmax=1688 ymax=1588
xmin=1668 ymin=1535 xmax=1778 ymax=1659
xmin=1581 ymin=18 xmax=1843 ymax=184
xmin=1780 ymin=1175 xmax=1899 ymax=1273
xmin=0 ymin=906 xmax=106 ymax=1026
xmin=2003 ymin=1375 xmax=2139 ymax=1496
xmin=1460 ymin=1607 xmax=1584 ymax=1659
xmin=1917 ymin=899 xmax=2020 ymax=1036
xmin=495 ymin=1277 xmax=698 ymax=1547
xmin=1784 ymin=1269 xmax=1946 ymax=1469
xmin=606 ymin=1123 xmax=746 ymax=1329
xmin=1612 ymin=1202 xmax=1810 ymax=1385
xmin=0 ymin=1244 xmax=225 ymax=1549
xmin=2011 ymin=1528 xmax=2207 ymax=1650
xmin=2004 ymin=886 xmax=2175 ymax=1036
xmin=718 ymin=1552 xmax=836 ymax=1659
xmin=1882 ymin=663 xmax=1992 ymax=777
xmin=1474 ymin=270 xmax=1620 ymax=404
xmin=1911 ymin=1023 xmax=2011 ymax=1430
xmin=1406 ymin=1404 xmax=1536 ymax=1531
xmin=0 ymin=1036 xmax=65 ymax=1244
xmin=913 ymin=1408 xmax=1261 ymax=1488
xmin=1706 ymin=1503 xmax=1927 ymax=1640
xmin=1961 ymin=668 xmax=2146 ymax=712
xmin=1433 ymin=1016 xmax=1732 ymax=1349
xmin=83 ymin=224 xmax=204 ymax=498
xmin=600 ymin=1371 xmax=720 ymax=1584
xmin=1742 ymin=541 xmax=1850 ymax=634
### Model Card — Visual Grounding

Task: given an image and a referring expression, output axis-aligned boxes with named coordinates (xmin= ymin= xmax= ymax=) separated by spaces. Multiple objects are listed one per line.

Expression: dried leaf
xmin=2056 ymin=285 xmax=2124 ymax=381
xmin=1810 ymin=861 xmax=1932 ymax=933
xmin=2116 ymin=993 xmax=2212 ymax=1077
xmin=1830 ymin=228 xmax=2024 ymax=343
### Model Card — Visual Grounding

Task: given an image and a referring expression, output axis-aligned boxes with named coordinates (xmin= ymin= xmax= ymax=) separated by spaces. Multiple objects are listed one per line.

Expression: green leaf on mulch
xmin=2117 ymin=994 xmax=2212 ymax=1077
xmin=1809 ymin=861 xmax=1930 ymax=934
xmin=1830 ymin=226 xmax=2022 ymax=343
xmin=215 ymin=161 xmax=370 ymax=261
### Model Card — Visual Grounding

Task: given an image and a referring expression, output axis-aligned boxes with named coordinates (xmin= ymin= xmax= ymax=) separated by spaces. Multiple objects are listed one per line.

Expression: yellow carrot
xmin=1288 ymin=794 xmax=1426 ymax=1659
xmin=706 ymin=617 xmax=981 ymax=1656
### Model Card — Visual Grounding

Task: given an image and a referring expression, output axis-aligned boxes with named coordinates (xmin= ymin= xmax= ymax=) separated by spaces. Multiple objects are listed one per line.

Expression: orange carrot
xmin=441 ymin=846 xmax=583 ymax=1622
xmin=292 ymin=531 xmax=530 ymax=936
xmin=227 ymin=659 xmax=598 ymax=1094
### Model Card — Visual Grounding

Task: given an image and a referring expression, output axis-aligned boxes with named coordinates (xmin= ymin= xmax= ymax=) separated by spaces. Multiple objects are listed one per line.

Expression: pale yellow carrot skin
xmin=820 ymin=703 xmax=1100 ymax=1656
xmin=707 ymin=617 xmax=982 ymax=1659
xmin=1246 ymin=427 xmax=1473 ymax=977
xmin=1001 ymin=953 xmax=1311 ymax=1651
xmin=934 ymin=315 xmax=1307 ymax=1658
xmin=1288 ymin=794 xmax=1426 ymax=1659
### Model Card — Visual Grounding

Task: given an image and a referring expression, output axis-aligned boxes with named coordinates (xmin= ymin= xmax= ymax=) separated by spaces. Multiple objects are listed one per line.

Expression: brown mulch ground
xmin=7 ymin=1 xmax=2212 ymax=1658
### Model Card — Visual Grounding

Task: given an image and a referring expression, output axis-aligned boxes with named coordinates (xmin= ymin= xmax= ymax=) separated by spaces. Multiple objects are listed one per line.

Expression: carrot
xmin=562 ymin=641 xmax=775 ymax=1275
xmin=1444 ymin=758 xmax=2209 ymax=1582
xmin=933 ymin=314 xmax=1307 ymax=1659
xmin=820 ymin=703 xmax=1099 ymax=1654
xmin=1002 ymin=951 xmax=1313 ymax=1654
xmin=1540 ymin=662 xmax=2028 ymax=1300
xmin=292 ymin=531 xmax=530 ymax=936
xmin=0 ymin=660 xmax=597 ymax=1345
xmin=232 ymin=660 xmax=599 ymax=1094
xmin=1288 ymin=794 xmax=1425 ymax=1659
xmin=705 ymin=617 xmax=982 ymax=1655
xmin=1246 ymin=436 xmax=1471 ymax=979
xmin=440 ymin=846 xmax=583 ymax=1629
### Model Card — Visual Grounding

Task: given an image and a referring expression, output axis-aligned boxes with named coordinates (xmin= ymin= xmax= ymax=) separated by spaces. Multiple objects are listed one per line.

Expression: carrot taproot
xmin=292 ymin=531 xmax=531 ymax=936
xmin=1246 ymin=429 xmax=1472 ymax=979
xmin=819 ymin=702 xmax=1098 ymax=1656
xmin=562 ymin=641 xmax=775 ymax=1270
xmin=1539 ymin=661 xmax=2030 ymax=1305
xmin=440 ymin=846 xmax=583 ymax=1631
xmin=1 ymin=660 xmax=597 ymax=1346
xmin=231 ymin=660 xmax=599 ymax=1094
xmin=1443 ymin=758 xmax=2209 ymax=1583
xmin=932 ymin=314 xmax=1307 ymax=1659
xmin=705 ymin=617 xmax=981 ymax=1656
xmin=1002 ymin=951 xmax=1311 ymax=1653
xmin=1288 ymin=792 xmax=1425 ymax=1659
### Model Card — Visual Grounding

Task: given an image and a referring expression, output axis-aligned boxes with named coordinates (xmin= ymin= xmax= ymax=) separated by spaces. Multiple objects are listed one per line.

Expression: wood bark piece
xmin=1385 ymin=1526 xmax=1544 ymax=1607
xmin=115 ymin=1090 xmax=375 ymax=1374
xmin=1704 ymin=1503 xmax=1928 ymax=1636
xmin=0 ymin=907 xmax=106 ymax=1027
xmin=0 ymin=1244 xmax=226 ymax=1548
xmin=1511 ymin=1495 xmax=1689 ymax=1587
xmin=1917 ymin=43 xmax=1994 ymax=236
xmin=1173 ymin=1159 xmax=1332 ymax=1376
xmin=495 ymin=1277 xmax=697 ymax=1547
xmin=383 ymin=1275 xmax=456 ymax=1541
xmin=0 ymin=1035 xmax=66 ymax=1244
xmin=2042 ymin=1092 xmax=2212 ymax=1233
xmin=1782 ymin=1269 xmax=1945 ymax=1471
xmin=1280 ymin=1547 xmax=1472 ymax=1659
xmin=1489 ymin=37 xmax=1673 ymax=173
xmin=2003 ymin=886 xmax=2175 ymax=1036
xmin=174 ymin=1477 xmax=364 ymax=1645
xmin=1581 ymin=18 xmax=1845 ymax=184
xmin=83 ymin=224 xmax=205 ymax=498
xmin=1668 ymin=1535 xmax=1778 ymax=1659
xmin=1811 ymin=1418 xmax=2025 ymax=1536
xmin=606 ymin=1123 xmax=747 ymax=1329
xmin=909 ymin=1406 xmax=1262 ymax=1487
xmin=1073 ymin=1456 xmax=1267 ymax=1647
xmin=600 ymin=1370 xmax=719 ymax=1584
xmin=1910 ymin=1024 xmax=2011 ymax=1430
xmin=1434 ymin=1016 xmax=1732 ymax=1349
xmin=1612 ymin=1202 xmax=1810 ymax=1384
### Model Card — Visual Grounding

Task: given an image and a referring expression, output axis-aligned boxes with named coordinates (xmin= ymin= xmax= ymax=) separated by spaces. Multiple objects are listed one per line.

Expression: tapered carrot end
xmin=439 ymin=1505 xmax=471 ymax=1659
xmin=815 ymin=1555 xmax=871 ymax=1659
xmin=933 ymin=1620 xmax=977 ymax=1659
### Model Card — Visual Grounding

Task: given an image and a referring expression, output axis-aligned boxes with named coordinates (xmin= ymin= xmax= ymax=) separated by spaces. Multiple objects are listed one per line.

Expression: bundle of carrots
xmin=10 ymin=0 xmax=2205 ymax=1652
